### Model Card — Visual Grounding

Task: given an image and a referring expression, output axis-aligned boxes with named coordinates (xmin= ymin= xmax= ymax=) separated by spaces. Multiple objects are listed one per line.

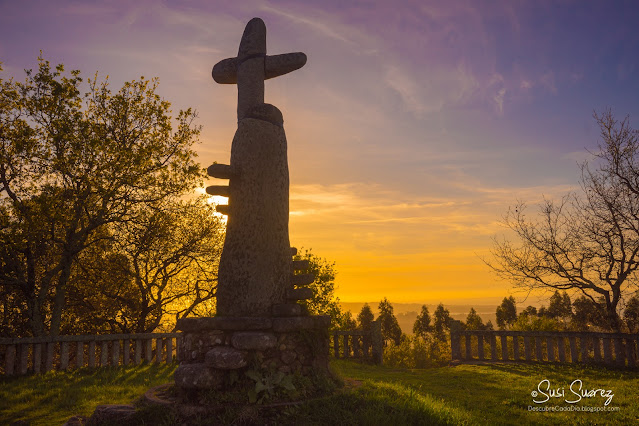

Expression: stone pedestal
xmin=174 ymin=315 xmax=330 ymax=393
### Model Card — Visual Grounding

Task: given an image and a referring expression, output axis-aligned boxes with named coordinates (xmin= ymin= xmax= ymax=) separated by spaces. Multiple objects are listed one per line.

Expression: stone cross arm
xmin=212 ymin=53 xmax=307 ymax=84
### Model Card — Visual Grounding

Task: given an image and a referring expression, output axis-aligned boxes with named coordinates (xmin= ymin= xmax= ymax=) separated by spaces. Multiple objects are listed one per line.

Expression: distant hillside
xmin=341 ymin=302 xmax=498 ymax=334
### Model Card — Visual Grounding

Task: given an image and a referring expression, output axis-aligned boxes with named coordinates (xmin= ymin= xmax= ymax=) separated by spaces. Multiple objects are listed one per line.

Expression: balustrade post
xmin=569 ymin=337 xmax=578 ymax=363
xmin=101 ymin=341 xmax=109 ymax=366
xmin=145 ymin=339 xmax=153 ymax=363
xmin=166 ymin=338 xmax=173 ymax=364
xmin=534 ymin=337 xmax=543 ymax=361
xmin=76 ymin=342 xmax=84 ymax=369
xmin=135 ymin=339 xmax=142 ymax=365
xmin=593 ymin=337 xmax=602 ymax=363
xmin=33 ymin=343 xmax=42 ymax=373
xmin=123 ymin=339 xmax=130 ymax=366
xmin=557 ymin=338 xmax=566 ymax=362
xmin=477 ymin=334 xmax=484 ymax=361
xmin=614 ymin=338 xmax=625 ymax=367
xmin=60 ymin=342 xmax=69 ymax=370
xmin=580 ymin=335 xmax=590 ymax=363
xmin=19 ymin=344 xmax=29 ymax=375
xmin=112 ymin=340 xmax=120 ymax=366
xmin=88 ymin=341 xmax=96 ymax=368
xmin=5 ymin=345 xmax=16 ymax=376
xmin=513 ymin=335 xmax=519 ymax=360
xmin=603 ymin=338 xmax=612 ymax=365
xmin=524 ymin=336 xmax=531 ymax=361
xmin=500 ymin=335 xmax=508 ymax=361
xmin=45 ymin=342 xmax=55 ymax=371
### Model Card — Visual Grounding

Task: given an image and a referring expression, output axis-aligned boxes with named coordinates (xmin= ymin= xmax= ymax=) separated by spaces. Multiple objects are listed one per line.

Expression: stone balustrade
xmin=450 ymin=329 xmax=639 ymax=367
xmin=0 ymin=332 xmax=181 ymax=376
xmin=332 ymin=320 xmax=383 ymax=365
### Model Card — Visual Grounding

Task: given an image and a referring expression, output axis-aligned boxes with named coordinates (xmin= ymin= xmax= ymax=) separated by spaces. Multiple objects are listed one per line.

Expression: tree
xmin=495 ymin=296 xmax=517 ymax=329
xmin=64 ymin=197 xmax=224 ymax=334
xmin=412 ymin=305 xmax=431 ymax=338
xmin=623 ymin=294 xmax=639 ymax=333
xmin=465 ymin=307 xmax=484 ymax=330
xmin=433 ymin=303 xmax=451 ymax=341
xmin=571 ymin=295 xmax=606 ymax=330
xmin=548 ymin=291 xmax=572 ymax=320
xmin=293 ymin=248 xmax=348 ymax=330
xmin=378 ymin=297 xmax=402 ymax=345
xmin=0 ymin=57 xmax=202 ymax=336
xmin=519 ymin=305 xmax=538 ymax=318
xmin=488 ymin=110 xmax=639 ymax=331
xmin=357 ymin=303 xmax=375 ymax=331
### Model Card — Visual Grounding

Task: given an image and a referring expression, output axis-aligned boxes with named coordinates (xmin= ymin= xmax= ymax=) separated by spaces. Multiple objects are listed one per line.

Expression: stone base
xmin=174 ymin=315 xmax=330 ymax=392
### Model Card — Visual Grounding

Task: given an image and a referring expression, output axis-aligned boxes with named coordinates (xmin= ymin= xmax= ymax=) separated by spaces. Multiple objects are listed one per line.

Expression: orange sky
xmin=3 ymin=1 xmax=639 ymax=308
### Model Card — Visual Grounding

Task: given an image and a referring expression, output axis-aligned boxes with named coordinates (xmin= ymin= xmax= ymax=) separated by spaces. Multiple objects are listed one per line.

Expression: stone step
xmin=205 ymin=346 xmax=248 ymax=370
xmin=291 ymin=273 xmax=314 ymax=286
xmin=176 ymin=316 xmax=272 ymax=332
xmin=206 ymin=185 xmax=230 ymax=197
xmin=291 ymin=259 xmax=310 ymax=271
xmin=174 ymin=363 xmax=223 ymax=390
xmin=216 ymin=204 xmax=229 ymax=215
xmin=207 ymin=163 xmax=237 ymax=179
xmin=287 ymin=287 xmax=313 ymax=301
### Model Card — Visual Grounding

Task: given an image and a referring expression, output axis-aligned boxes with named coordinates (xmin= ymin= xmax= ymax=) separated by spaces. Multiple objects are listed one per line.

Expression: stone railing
xmin=451 ymin=329 xmax=639 ymax=367
xmin=0 ymin=332 xmax=181 ymax=376
xmin=332 ymin=320 xmax=383 ymax=365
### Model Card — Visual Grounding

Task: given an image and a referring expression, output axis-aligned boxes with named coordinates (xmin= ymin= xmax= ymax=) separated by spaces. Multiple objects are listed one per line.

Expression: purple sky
xmin=2 ymin=0 xmax=639 ymax=305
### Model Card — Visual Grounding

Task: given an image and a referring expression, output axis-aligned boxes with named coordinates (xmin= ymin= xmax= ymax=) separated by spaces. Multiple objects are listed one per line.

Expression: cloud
xmin=493 ymin=88 xmax=506 ymax=115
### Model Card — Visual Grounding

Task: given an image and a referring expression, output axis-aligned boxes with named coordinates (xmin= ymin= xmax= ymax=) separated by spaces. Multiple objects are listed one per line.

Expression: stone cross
xmin=207 ymin=18 xmax=311 ymax=317
xmin=212 ymin=17 xmax=307 ymax=120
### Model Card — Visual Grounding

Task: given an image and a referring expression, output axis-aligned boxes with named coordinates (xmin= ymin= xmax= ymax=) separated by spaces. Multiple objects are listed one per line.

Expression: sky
xmin=1 ymin=0 xmax=639 ymax=307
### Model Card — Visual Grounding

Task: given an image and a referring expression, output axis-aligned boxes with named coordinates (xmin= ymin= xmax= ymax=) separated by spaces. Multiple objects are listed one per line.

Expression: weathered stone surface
xmin=174 ymin=363 xmax=223 ymax=390
xmin=290 ymin=247 xmax=297 ymax=256
xmin=281 ymin=350 xmax=297 ymax=365
xmin=291 ymin=273 xmax=315 ymax=287
xmin=245 ymin=103 xmax=283 ymax=127
xmin=287 ymin=287 xmax=313 ymax=300
xmin=216 ymin=115 xmax=291 ymax=317
xmin=272 ymin=303 xmax=302 ymax=317
xmin=87 ymin=404 xmax=136 ymax=425
xmin=272 ymin=315 xmax=331 ymax=332
xmin=176 ymin=317 xmax=272 ymax=332
xmin=264 ymin=53 xmax=307 ymax=80
xmin=231 ymin=332 xmax=277 ymax=350
xmin=205 ymin=346 xmax=248 ymax=369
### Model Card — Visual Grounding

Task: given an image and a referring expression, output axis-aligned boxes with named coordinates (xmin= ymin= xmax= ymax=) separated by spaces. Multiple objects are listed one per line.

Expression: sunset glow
xmin=3 ymin=0 xmax=638 ymax=308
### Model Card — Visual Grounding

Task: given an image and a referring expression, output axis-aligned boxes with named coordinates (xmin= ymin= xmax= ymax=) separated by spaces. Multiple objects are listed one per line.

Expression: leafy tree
xmin=495 ymin=296 xmax=517 ymax=329
xmin=357 ymin=303 xmax=375 ymax=331
xmin=571 ymin=295 xmax=607 ymax=330
xmin=412 ymin=305 xmax=431 ymax=338
xmin=485 ymin=319 xmax=494 ymax=330
xmin=547 ymin=291 xmax=572 ymax=320
xmin=623 ymin=294 xmax=639 ymax=333
xmin=465 ymin=307 xmax=484 ymax=330
xmin=0 ymin=57 xmax=202 ymax=336
xmin=293 ymin=248 xmax=347 ymax=330
xmin=433 ymin=303 xmax=451 ymax=341
xmin=339 ymin=311 xmax=357 ymax=330
xmin=378 ymin=297 xmax=402 ymax=346
xmin=519 ymin=305 xmax=538 ymax=318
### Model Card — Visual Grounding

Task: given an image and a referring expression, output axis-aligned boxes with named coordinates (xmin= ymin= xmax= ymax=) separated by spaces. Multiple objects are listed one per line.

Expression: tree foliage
xmin=495 ymin=296 xmax=517 ymax=329
xmin=488 ymin=110 xmax=639 ymax=331
xmin=357 ymin=303 xmax=374 ymax=331
xmin=433 ymin=303 xmax=451 ymax=341
xmin=0 ymin=57 xmax=205 ymax=336
xmin=412 ymin=305 xmax=431 ymax=338
xmin=465 ymin=307 xmax=485 ymax=330
xmin=377 ymin=297 xmax=402 ymax=346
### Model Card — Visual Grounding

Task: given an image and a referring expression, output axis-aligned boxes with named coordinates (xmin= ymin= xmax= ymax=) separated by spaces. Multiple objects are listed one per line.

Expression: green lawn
xmin=1 ymin=360 xmax=638 ymax=425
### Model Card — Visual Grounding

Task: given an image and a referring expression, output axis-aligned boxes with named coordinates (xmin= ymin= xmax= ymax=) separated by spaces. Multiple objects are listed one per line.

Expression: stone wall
xmin=174 ymin=316 xmax=330 ymax=392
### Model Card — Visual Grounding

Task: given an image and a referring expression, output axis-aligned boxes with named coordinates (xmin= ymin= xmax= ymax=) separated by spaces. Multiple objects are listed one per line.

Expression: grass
xmin=1 ymin=360 xmax=638 ymax=425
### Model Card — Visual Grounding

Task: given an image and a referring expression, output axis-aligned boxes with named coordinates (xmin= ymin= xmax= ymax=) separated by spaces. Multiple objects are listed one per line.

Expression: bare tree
xmin=487 ymin=110 xmax=639 ymax=331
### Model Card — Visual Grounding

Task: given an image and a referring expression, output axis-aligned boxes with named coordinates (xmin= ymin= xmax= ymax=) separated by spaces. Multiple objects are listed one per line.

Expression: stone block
xmin=291 ymin=259 xmax=310 ymax=271
xmin=87 ymin=404 xmax=136 ymax=425
xmin=207 ymin=163 xmax=237 ymax=179
xmin=231 ymin=332 xmax=277 ymax=350
xmin=291 ymin=273 xmax=314 ymax=286
xmin=272 ymin=303 xmax=302 ymax=317
xmin=174 ymin=363 xmax=223 ymax=390
xmin=272 ymin=315 xmax=330 ymax=332
xmin=286 ymin=287 xmax=313 ymax=300
xmin=177 ymin=316 xmax=272 ymax=332
xmin=205 ymin=346 xmax=248 ymax=369
xmin=281 ymin=350 xmax=297 ymax=365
